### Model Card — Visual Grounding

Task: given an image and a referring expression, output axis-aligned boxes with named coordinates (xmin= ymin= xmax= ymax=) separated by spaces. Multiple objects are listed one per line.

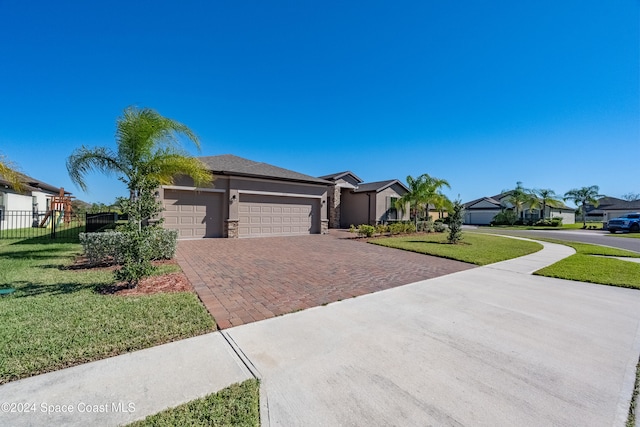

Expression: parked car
xmin=607 ymin=213 xmax=640 ymax=233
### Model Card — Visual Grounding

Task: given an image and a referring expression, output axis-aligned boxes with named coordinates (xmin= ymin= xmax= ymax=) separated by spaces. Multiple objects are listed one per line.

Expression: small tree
xmin=115 ymin=178 xmax=164 ymax=288
xmin=447 ymin=199 xmax=464 ymax=244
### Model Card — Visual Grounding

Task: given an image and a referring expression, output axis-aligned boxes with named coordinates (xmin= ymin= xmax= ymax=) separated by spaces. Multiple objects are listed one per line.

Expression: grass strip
xmin=0 ymin=239 xmax=215 ymax=384
xmin=128 ymin=379 xmax=260 ymax=427
xmin=533 ymin=239 xmax=640 ymax=289
xmin=370 ymin=232 xmax=542 ymax=265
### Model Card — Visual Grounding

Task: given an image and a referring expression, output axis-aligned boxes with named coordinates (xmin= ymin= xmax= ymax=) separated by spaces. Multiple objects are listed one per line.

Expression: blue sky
xmin=1 ymin=1 xmax=638 ymax=206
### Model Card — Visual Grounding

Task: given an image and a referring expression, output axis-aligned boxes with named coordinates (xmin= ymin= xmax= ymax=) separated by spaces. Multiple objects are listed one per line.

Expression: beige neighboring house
xmin=320 ymin=172 xmax=410 ymax=228
xmin=160 ymin=154 xmax=331 ymax=239
xmin=0 ymin=171 xmax=66 ymax=229
xmin=463 ymin=191 xmax=575 ymax=225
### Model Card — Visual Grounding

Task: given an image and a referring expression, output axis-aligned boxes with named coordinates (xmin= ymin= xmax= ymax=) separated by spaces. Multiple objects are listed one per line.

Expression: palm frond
xmin=0 ymin=156 xmax=25 ymax=193
xmin=66 ymin=146 xmax=122 ymax=191
xmin=146 ymin=153 xmax=213 ymax=187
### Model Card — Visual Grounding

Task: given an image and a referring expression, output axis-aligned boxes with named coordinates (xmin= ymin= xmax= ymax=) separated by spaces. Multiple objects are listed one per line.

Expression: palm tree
xmin=564 ymin=185 xmax=604 ymax=227
xmin=0 ymin=154 xmax=25 ymax=193
xmin=395 ymin=174 xmax=426 ymax=226
xmin=395 ymin=174 xmax=451 ymax=225
xmin=67 ymin=107 xmax=212 ymax=202
xmin=530 ymin=188 xmax=563 ymax=220
xmin=503 ymin=182 xmax=532 ymax=221
xmin=421 ymin=175 xmax=451 ymax=221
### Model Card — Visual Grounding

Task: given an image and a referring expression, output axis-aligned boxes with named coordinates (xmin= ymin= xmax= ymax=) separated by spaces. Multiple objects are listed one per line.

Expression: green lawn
xmin=370 ymin=232 xmax=542 ymax=265
xmin=0 ymin=239 xmax=215 ymax=384
xmin=487 ymin=221 xmax=603 ymax=231
xmin=533 ymin=240 xmax=640 ymax=289
xmin=128 ymin=379 xmax=260 ymax=427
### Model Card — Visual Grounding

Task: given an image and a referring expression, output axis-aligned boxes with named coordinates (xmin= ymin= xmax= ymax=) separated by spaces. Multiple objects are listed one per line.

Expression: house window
xmin=387 ymin=197 xmax=399 ymax=221
xmin=0 ymin=192 xmax=4 ymax=221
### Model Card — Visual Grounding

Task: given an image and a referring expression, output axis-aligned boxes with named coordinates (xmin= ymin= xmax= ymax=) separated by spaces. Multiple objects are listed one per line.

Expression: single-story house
xmin=463 ymin=191 xmax=575 ymax=225
xmin=320 ymin=172 xmax=410 ymax=228
xmin=0 ymin=171 xmax=67 ymax=229
xmin=160 ymin=156 xmax=414 ymax=239
xmin=584 ymin=197 xmax=640 ymax=223
xmin=160 ymin=155 xmax=332 ymax=239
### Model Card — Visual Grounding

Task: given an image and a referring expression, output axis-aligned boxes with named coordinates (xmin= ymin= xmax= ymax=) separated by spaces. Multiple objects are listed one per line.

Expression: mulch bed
xmin=69 ymin=257 xmax=195 ymax=296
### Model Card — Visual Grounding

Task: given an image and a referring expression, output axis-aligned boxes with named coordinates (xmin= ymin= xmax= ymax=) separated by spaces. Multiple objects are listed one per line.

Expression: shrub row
xmin=349 ymin=220 xmax=446 ymax=238
xmin=79 ymin=229 xmax=178 ymax=266
xmin=533 ymin=217 xmax=563 ymax=227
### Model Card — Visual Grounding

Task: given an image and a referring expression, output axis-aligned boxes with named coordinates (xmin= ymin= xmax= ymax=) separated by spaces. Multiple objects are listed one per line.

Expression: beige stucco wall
xmin=340 ymin=191 xmax=371 ymax=227
xmin=163 ymin=174 xmax=329 ymax=237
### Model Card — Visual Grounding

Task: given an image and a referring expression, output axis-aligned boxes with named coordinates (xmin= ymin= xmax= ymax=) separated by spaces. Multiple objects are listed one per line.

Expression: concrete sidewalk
xmin=0 ymin=333 xmax=253 ymax=426
xmin=226 ymin=240 xmax=640 ymax=426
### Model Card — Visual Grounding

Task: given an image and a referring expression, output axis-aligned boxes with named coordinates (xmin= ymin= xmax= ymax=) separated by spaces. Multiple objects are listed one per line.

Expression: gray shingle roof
xmin=352 ymin=179 xmax=409 ymax=193
xmin=465 ymin=191 xmax=573 ymax=210
xmin=318 ymin=171 xmax=363 ymax=183
xmin=0 ymin=170 xmax=63 ymax=194
xmin=587 ymin=197 xmax=640 ymax=212
xmin=198 ymin=154 xmax=332 ymax=185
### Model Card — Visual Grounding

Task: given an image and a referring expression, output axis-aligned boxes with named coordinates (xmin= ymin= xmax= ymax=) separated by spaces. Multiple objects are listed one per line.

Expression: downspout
xmin=367 ymin=193 xmax=371 ymax=225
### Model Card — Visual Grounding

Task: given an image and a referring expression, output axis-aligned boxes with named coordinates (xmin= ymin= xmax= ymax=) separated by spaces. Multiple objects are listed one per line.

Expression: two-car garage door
xmin=163 ymin=189 xmax=319 ymax=238
xmin=238 ymin=194 xmax=317 ymax=237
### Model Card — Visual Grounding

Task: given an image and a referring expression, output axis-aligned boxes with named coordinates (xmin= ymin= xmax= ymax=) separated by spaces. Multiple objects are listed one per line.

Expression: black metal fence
xmin=0 ymin=210 xmax=86 ymax=240
xmin=85 ymin=212 xmax=119 ymax=233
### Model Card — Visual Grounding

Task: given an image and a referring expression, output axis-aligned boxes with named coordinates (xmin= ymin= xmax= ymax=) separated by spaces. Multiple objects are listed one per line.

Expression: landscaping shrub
xmin=492 ymin=210 xmax=518 ymax=226
xmin=433 ymin=222 xmax=447 ymax=232
xmin=403 ymin=222 xmax=417 ymax=233
xmin=416 ymin=219 xmax=435 ymax=233
xmin=534 ymin=217 xmax=563 ymax=227
xmin=389 ymin=222 xmax=404 ymax=235
xmin=79 ymin=229 xmax=178 ymax=266
xmin=356 ymin=224 xmax=376 ymax=238
xmin=375 ymin=224 xmax=389 ymax=235
xmin=389 ymin=221 xmax=416 ymax=235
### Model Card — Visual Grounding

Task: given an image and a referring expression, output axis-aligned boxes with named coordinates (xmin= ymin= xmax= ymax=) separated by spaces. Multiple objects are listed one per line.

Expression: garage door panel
xmin=163 ymin=190 xmax=224 ymax=239
xmin=238 ymin=194 xmax=318 ymax=237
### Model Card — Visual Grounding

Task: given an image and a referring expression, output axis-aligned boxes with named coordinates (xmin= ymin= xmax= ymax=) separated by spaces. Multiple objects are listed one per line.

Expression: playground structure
xmin=39 ymin=188 xmax=75 ymax=228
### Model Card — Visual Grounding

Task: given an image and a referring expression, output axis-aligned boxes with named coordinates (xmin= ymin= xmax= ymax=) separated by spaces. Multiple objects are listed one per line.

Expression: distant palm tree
xmin=395 ymin=175 xmax=426 ymax=226
xmin=531 ymin=188 xmax=563 ymax=220
xmin=396 ymin=173 xmax=451 ymax=225
xmin=564 ymin=185 xmax=604 ymax=227
xmin=0 ymin=155 xmax=24 ymax=193
xmin=503 ymin=182 xmax=533 ymax=221
xmin=67 ymin=107 xmax=212 ymax=201
xmin=421 ymin=175 xmax=451 ymax=221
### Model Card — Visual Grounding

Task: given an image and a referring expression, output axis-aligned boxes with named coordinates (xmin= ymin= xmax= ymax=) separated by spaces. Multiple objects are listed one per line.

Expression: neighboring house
xmin=584 ymin=197 xmax=640 ymax=223
xmin=160 ymin=154 xmax=332 ymax=239
xmin=0 ymin=171 xmax=66 ymax=229
xmin=463 ymin=192 xmax=575 ymax=225
xmin=320 ymin=172 xmax=410 ymax=228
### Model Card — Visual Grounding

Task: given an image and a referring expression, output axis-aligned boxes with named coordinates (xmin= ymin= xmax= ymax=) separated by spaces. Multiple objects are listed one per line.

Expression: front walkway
xmin=176 ymin=233 xmax=474 ymax=328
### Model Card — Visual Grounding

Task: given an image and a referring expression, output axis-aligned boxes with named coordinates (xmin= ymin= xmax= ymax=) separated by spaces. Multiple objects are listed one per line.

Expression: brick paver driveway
xmin=177 ymin=232 xmax=474 ymax=329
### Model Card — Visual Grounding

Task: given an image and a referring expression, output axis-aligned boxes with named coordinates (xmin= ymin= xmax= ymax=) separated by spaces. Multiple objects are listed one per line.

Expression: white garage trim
xmin=238 ymin=189 xmax=323 ymax=199
xmin=162 ymin=185 xmax=225 ymax=193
